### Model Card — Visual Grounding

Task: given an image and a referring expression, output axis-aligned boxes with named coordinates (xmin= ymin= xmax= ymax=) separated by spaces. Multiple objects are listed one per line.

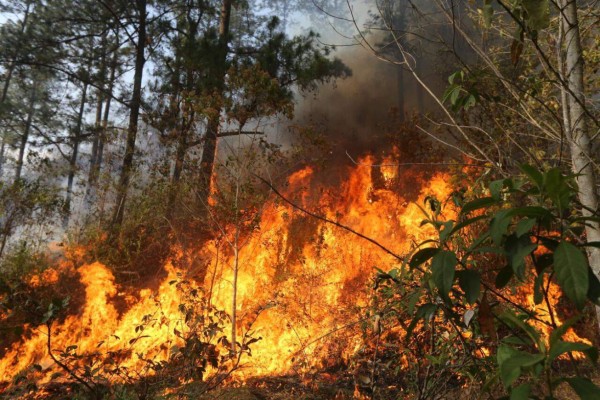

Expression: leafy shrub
xmin=372 ymin=165 xmax=600 ymax=399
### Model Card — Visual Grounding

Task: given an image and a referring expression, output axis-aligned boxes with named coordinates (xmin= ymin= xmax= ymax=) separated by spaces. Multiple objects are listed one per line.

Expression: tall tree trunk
xmin=88 ymin=93 xmax=103 ymax=185
xmin=0 ymin=138 xmax=5 ymax=179
xmin=96 ymin=44 xmax=119 ymax=184
xmin=87 ymin=31 xmax=117 ymax=206
xmin=197 ymin=0 xmax=232 ymax=222
xmin=112 ymin=0 xmax=147 ymax=228
xmin=63 ymin=82 xmax=89 ymax=226
xmin=1 ymin=0 xmax=31 ymax=104
xmin=88 ymin=33 xmax=108 ymax=189
xmin=14 ymin=83 xmax=37 ymax=183
xmin=0 ymin=2 xmax=33 ymax=180
xmin=560 ymin=0 xmax=600 ymax=323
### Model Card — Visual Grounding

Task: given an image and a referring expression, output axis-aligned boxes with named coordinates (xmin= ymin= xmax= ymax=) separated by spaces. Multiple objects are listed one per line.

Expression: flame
xmin=515 ymin=274 xmax=592 ymax=358
xmin=1 ymin=155 xmax=454 ymax=388
xmin=0 ymin=153 xmax=594 ymax=394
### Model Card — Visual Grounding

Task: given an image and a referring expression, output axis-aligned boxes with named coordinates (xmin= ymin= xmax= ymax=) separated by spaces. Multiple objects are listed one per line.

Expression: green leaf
xmin=406 ymin=303 xmax=437 ymax=339
xmin=544 ymin=168 xmax=572 ymax=210
xmin=457 ymin=270 xmax=481 ymax=304
xmin=507 ymin=206 xmax=553 ymax=221
xmin=497 ymin=343 xmax=519 ymax=365
xmin=516 ymin=218 xmax=536 ymax=237
xmin=549 ymin=316 xmax=581 ymax=346
xmin=499 ymin=352 xmax=545 ymax=388
xmin=586 ymin=347 xmax=599 ymax=365
xmin=461 ymin=197 xmax=497 ymax=215
xmin=505 ymin=234 xmax=537 ymax=279
xmin=510 ymin=384 xmax=531 ymax=400
xmin=449 ymin=215 xmax=487 ymax=236
xmin=490 ymin=179 xmax=505 ymax=200
xmin=491 ymin=209 xmax=512 ymax=245
xmin=410 ymin=247 xmax=439 ymax=269
xmin=522 ymin=0 xmax=550 ymax=31
xmin=503 ymin=336 xmax=531 ymax=346
xmin=496 ymin=265 xmax=514 ymax=289
xmin=588 ymin=267 xmax=600 ymax=306
xmin=448 ymin=70 xmax=463 ymax=84
xmin=565 ymin=377 xmax=600 ymax=400
xmin=499 ymin=311 xmax=543 ymax=351
xmin=440 ymin=221 xmax=455 ymax=242
xmin=467 ymin=231 xmax=491 ymax=252
xmin=519 ymin=164 xmax=543 ymax=189
xmin=464 ymin=94 xmax=477 ymax=109
xmin=431 ymin=251 xmax=457 ymax=301
xmin=549 ymin=340 xmax=592 ymax=363
xmin=554 ymin=242 xmax=589 ymax=309
xmin=450 ymin=85 xmax=461 ymax=105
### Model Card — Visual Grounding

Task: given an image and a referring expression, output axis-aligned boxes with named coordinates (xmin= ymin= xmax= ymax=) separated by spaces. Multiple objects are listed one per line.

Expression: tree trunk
xmin=0 ymin=2 xmax=32 ymax=181
xmin=197 ymin=0 xmax=232 ymax=222
xmin=14 ymin=83 xmax=37 ymax=183
xmin=63 ymin=81 xmax=89 ymax=227
xmin=97 ymin=44 xmax=119 ymax=183
xmin=86 ymin=31 xmax=116 ymax=205
xmin=0 ymin=138 xmax=5 ymax=179
xmin=88 ymin=33 xmax=108 ymax=190
xmin=168 ymin=127 xmax=188 ymax=215
xmin=112 ymin=0 xmax=147 ymax=228
xmin=560 ymin=0 xmax=600 ymax=323
xmin=1 ymin=0 xmax=31 ymax=104
xmin=88 ymin=93 xmax=103 ymax=185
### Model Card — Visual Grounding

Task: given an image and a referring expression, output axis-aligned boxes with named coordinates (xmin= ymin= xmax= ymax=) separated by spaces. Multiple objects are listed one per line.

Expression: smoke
xmin=292 ymin=45 xmax=412 ymax=156
xmin=281 ymin=1 xmax=454 ymax=164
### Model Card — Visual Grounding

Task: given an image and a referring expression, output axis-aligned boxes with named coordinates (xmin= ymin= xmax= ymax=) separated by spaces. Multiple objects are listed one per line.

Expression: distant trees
xmin=0 ymin=0 xmax=349 ymax=258
xmin=144 ymin=1 xmax=349 ymax=234
xmin=358 ymin=0 xmax=600 ymax=279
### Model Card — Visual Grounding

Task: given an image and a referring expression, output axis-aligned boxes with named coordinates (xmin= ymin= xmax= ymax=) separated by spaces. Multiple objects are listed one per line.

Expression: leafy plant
xmin=374 ymin=165 xmax=600 ymax=398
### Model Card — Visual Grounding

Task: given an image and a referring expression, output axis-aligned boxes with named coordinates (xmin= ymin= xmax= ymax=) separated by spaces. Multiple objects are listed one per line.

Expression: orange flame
xmin=0 ymin=156 xmax=459 ymax=388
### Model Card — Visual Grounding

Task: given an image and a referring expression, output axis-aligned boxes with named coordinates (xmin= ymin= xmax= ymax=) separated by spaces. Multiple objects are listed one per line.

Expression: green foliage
xmin=0 ymin=179 xmax=63 ymax=261
xmin=0 ymin=240 xmax=51 ymax=279
xmin=442 ymin=70 xmax=479 ymax=112
xmin=374 ymin=165 xmax=600 ymax=398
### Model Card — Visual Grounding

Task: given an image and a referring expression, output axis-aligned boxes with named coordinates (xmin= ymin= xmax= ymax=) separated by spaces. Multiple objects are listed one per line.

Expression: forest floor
xmin=189 ymin=368 xmax=600 ymax=399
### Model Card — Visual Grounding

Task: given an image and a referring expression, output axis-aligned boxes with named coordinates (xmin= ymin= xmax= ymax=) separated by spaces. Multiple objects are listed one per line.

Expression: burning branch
xmin=255 ymin=173 xmax=555 ymax=332
xmin=254 ymin=174 xmax=405 ymax=263
xmin=46 ymin=321 xmax=97 ymax=397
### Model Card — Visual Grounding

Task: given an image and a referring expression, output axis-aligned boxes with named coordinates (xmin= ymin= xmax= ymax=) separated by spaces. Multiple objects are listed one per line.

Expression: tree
xmin=193 ymin=5 xmax=349 ymax=230
xmin=111 ymin=0 xmax=149 ymax=229
xmin=145 ymin=1 xmax=349 ymax=235
xmin=356 ymin=0 xmax=600 ymax=289
xmin=86 ymin=27 xmax=123 ymax=204
xmin=557 ymin=0 xmax=600 ymax=306
xmin=0 ymin=0 xmax=33 ymax=176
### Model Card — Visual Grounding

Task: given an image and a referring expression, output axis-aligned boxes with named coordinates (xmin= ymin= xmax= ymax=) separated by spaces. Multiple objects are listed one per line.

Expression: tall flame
xmin=1 ymin=156 xmax=452 ymax=387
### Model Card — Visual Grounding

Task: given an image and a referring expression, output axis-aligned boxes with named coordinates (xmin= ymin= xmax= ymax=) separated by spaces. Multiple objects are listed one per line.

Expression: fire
xmin=515 ymin=275 xmax=592 ymax=357
xmin=1 ymin=153 xmax=595 ymax=396
xmin=1 ymin=155 xmax=454 ymax=389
